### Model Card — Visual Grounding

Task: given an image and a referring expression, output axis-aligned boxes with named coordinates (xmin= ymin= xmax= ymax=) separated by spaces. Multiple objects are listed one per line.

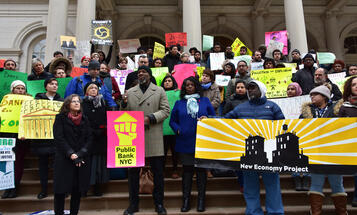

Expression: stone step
xmin=0 ymin=188 xmax=355 ymax=213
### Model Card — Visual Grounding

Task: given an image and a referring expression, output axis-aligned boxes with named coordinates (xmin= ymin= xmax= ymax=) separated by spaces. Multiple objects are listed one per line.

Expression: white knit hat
xmin=310 ymin=85 xmax=331 ymax=99
xmin=10 ymin=80 xmax=26 ymax=92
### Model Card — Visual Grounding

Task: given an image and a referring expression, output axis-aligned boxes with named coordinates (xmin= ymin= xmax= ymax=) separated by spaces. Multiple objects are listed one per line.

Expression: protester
xmin=121 ymin=65 xmax=170 ymax=215
xmin=347 ymin=64 xmax=357 ymax=77
xmin=117 ymin=57 xmax=128 ymax=70
xmin=0 ymin=81 xmax=31 ymax=199
xmin=49 ymin=57 xmax=72 ymax=77
xmin=91 ymin=53 xmax=100 ymax=62
xmin=2 ymin=59 xmax=17 ymax=71
xmin=263 ymin=58 xmax=276 ymax=69
xmin=189 ymin=47 xmax=198 ymax=56
xmin=91 ymin=42 xmax=113 ymax=64
xmin=125 ymin=55 xmax=156 ymax=90
xmin=338 ymin=76 xmax=357 ymax=207
xmin=251 ymin=50 xmax=263 ymax=62
xmin=206 ymin=43 xmax=223 ymax=69
xmin=291 ymin=49 xmax=302 ymax=66
xmin=240 ymin=46 xmax=248 ymax=56
xmin=153 ymin=58 xmax=163 ymax=67
xmin=82 ymin=82 xmax=109 ymax=196
xmin=80 ymin=56 xmax=90 ymax=68
xmin=292 ymin=53 xmax=316 ymax=95
xmin=65 ymin=60 xmax=117 ymax=108
xmin=329 ymin=59 xmax=346 ymax=74
xmin=99 ymin=62 xmax=121 ymax=102
xmin=161 ymin=75 xmax=179 ymax=179
xmin=163 ymin=45 xmax=180 ymax=73
xmin=31 ymin=78 xmax=64 ymax=199
xmin=44 ymin=51 xmax=64 ymax=73
xmin=225 ymin=80 xmax=285 ymax=215
xmin=223 ymin=80 xmax=248 ymax=115
xmin=222 ymin=62 xmax=236 ymax=79
xmin=226 ymin=60 xmax=253 ymax=100
xmin=178 ymin=52 xmax=191 ymax=64
xmin=193 ymin=50 xmax=206 ymax=67
xmin=272 ymin=49 xmax=285 ymax=64
xmin=300 ymin=85 xmax=347 ymax=215
xmin=53 ymin=94 xmax=92 ymax=215
xmin=201 ymin=69 xmax=220 ymax=113
xmin=314 ymin=68 xmax=342 ymax=101
xmin=258 ymin=45 xmax=267 ymax=60
xmin=170 ymin=76 xmax=215 ymax=212
xmin=225 ymin=46 xmax=234 ymax=59
xmin=28 ymin=58 xmax=53 ymax=80
xmin=287 ymin=82 xmax=303 ymax=97
xmin=53 ymin=66 xmax=67 ymax=78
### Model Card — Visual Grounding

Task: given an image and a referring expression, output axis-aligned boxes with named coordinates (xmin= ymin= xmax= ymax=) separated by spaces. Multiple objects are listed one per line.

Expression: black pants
xmin=163 ymin=135 xmax=177 ymax=171
xmin=128 ymin=156 xmax=165 ymax=207
xmin=38 ymin=154 xmax=52 ymax=193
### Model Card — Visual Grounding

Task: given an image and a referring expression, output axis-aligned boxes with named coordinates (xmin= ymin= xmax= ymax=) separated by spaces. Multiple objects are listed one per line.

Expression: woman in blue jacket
xmin=170 ymin=76 xmax=215 ymax=213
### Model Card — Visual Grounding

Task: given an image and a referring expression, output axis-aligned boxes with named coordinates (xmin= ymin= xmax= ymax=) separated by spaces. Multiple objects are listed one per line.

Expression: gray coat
xmin=121 ymin=83 xmax=170 ymax=157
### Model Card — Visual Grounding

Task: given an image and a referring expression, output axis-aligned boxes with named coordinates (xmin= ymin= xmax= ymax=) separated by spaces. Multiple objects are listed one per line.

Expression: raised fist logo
xmin=114 ymin=113 xmax=138 ymax=146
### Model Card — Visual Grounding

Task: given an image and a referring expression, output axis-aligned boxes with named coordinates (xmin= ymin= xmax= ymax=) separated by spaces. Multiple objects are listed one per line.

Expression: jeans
xmin=243 ymin=171 xmax=284 ymax=215
xmin=309 ymin=174 xmax=344 ymax=194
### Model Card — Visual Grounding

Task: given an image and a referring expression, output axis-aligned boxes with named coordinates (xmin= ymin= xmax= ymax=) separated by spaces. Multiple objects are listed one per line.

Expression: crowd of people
xmin=0 ymin=41 xmax=356 ymax=215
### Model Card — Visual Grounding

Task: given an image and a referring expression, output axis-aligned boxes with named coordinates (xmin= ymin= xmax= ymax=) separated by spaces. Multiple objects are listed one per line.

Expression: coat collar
xmin=131 ymin=82 xmax=157 ymax=105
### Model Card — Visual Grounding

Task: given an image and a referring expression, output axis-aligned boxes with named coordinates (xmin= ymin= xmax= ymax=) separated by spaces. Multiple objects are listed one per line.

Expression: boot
xmin=331 ymin=193 xmax=348 ymax=215
xmin=7 ymin=188 xmax=17 ymax=198
xmin=308 ymin=191 xmax=324 ymax=215
xmin=293 ymin=176 xmax=303 ymax=191
xmin=181 ymin=171 xmax=193 ymax=212
xmin=93 ymin=184 xmax=103 ymax=197
xmin=196 ymin=170 xmax=207 ymax=212
xmin=302 ymin=176 xmax=311 ymax=191
xmin=1 ymin=189 xmax=10 ymax=199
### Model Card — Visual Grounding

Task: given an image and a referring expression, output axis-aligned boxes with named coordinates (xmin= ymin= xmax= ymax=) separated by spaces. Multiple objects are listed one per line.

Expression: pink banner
xmin=265 ymin=30 xmax=288 ymax=55
xmin=172 ymin=64 xmax=197 ymax=89
xmin=107 ymin=111 xmax=145 ymax=168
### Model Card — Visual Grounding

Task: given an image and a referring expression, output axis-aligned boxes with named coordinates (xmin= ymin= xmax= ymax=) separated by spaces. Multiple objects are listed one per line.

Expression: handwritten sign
xmin=110 ymin=69 xmax=134 ymax=94
xmin=231 ymin=37 xmax=252 ymax=56
xmin=209 ymin=52 xmax=225 ymax=70
xmin=151 ymin=67 xmax=169 ymax=86
xmin=91 ymin=20 xmax=113 ymax=45
xmin=153 ymin=42 xmax=166 ymax=60
xmin=165 ymin=32 xmax=187 ymax=48
xmin=266 ymin=40 xmax=284 ymax=59
xmin=234 ymin=55 xmax=252 ymax=67
xmin=172 ymin=64 xmax=197 ymax=89
xmin=269 ymin=95 xmax=310 ymax=119
xmin=250 ymin=62 xmax=264 ymax=71
xmin=203 ymin=35 xmax=214 ymax=51
xmin=107 ymin=111 xmax=145 ymax=168
xmin=215 ymin=75 xmax=231 ymax=87
xmin=265 ymin=30 xmax=288 ymax=55
xmin=0 ymin=70 xmax=28 ymax=101
xmin=317 ymin=52 xmax=336 ymax=64
xmin=118 ymin=39 xmax=141 ymax=54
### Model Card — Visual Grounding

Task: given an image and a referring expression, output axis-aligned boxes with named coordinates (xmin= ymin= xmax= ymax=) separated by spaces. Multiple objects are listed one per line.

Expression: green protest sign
xmin=163 ymin=90 xmax=180 ymax=135
xmin=151 ymin=67 xmax=169 ymax=86
xmin=234 ymin=55 xmax=252 ymax=66
xmin=202 ymin=35 xmax=214 ymax=51
xmin=26 ymin=77 xmax=72 ymax=98
xmin=317 ymin=52 xmax=336 ymax=64
xmin=0 ymin=70 xmax=28 ymax=101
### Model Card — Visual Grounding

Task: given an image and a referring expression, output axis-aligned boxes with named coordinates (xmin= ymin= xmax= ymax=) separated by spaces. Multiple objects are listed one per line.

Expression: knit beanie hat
xmin=84 ymin=81 xmax=100 ymax=95
xmin=137 ymin=65 xmax=152 ymax=77
xmin=88 ymin=60 xmax=100 ymax=71
xmin=291 ymin=49 xmax=301 ymax=55
xmin=310 ymin=85 xmax=331 ymax=100
xmin=10 ymin=80 xmax=26 ymax=92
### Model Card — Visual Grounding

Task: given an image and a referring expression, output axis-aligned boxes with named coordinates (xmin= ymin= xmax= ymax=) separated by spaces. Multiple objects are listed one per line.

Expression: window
xmin=32 ymin=39 xmax=46 ymax=62
xmin=344 ymin=36 xmax=357 ymax=54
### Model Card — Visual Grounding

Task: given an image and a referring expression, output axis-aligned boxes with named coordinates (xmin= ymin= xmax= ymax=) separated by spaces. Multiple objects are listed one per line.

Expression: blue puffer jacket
xmin=225 ymin=80 xmax=285 ymax=120
xmin=64 ymin=73 xmax=117 ymax=107
xmin=170 ymin=97 xmax=216 ymax=153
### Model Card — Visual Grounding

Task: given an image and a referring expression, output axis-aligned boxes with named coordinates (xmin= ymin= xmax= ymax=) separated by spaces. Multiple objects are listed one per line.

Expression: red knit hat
xmin=81 ymin=56 xmax=90 ymax=62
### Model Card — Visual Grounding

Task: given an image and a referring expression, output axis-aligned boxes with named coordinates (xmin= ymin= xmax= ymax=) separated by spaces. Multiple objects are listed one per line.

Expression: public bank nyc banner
xmin=195 ymin=118 xmax=357 ymax=174
xmin=107 ymin=111 xmax=145 ymax=168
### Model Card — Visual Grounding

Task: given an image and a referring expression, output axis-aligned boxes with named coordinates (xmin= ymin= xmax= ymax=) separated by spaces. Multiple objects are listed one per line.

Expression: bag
xmin=139 ymin=168 xmax=154 ymax=194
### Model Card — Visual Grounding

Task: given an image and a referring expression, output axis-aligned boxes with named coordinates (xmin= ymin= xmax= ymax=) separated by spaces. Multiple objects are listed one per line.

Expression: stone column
xmin=252 ymin=10 xmax=266 ymax=50
xmin=76 ymin=0 xmax=96 ymax=43
xmin=44 ymin=0 xmax=68 ymax=64
xmin=182 ymin=0 xmax=202 ymax=52
xmin=325 ymin=11 xmax=343 ymax=59
xmin=284 ymin=0 xmax=308 ymax=54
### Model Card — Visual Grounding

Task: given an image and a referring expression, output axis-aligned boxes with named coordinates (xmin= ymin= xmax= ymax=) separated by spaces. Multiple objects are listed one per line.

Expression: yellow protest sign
xmin=0 ymin=95 xmax=33 ymax=133
xmin=251 ymin=67 xmax=292 ymax=98
xmin=196 ymin=66 xmax=205 ymax=81
xmin=195 ymin=118 xmax=357 ymax=173
xmin=18 ymin=100 xmax=63 ymax=139
xmin=153 ymin=42 xmax=166 ymax=60
xmin=231 ymin=37 xmax=252 ymax=56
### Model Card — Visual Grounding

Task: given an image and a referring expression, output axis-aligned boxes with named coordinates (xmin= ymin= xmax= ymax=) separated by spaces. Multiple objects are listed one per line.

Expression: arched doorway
xmin=213 ymin=36 xmax=234 ymax=50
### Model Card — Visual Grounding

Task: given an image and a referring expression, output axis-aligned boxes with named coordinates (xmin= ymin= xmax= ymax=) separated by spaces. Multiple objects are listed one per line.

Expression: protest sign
xmin=110 ymin=69 xmax=134 ymax=95
xmin=234 ymin=55 xmax=252 ymax=67
xmin=73 ymin=40 xmax=90 ymax=66
xmin=195 ymin=117 xmax=357 ymax=174
xmin=209 ymin=52 xmax=225 ymax=70
xmin=265 ymin=30 xmax=288 ymax=55
xmin=165 ymin=32 xmax=187 ymax=47
xmin=0 ymin=94 xmax=33 ymax=133
xmin=317 ymin=52 xmax=336 ymax=65
xmin=0 ymin=70 xmax=28 ymax=101
xmin=153 ymin=42 xmax=166 ymax=60
xmin=18 ymin=100 xmax=63 ymax=139
xmin=163 ymin=90 xmax=181 ymax=135
xmin=215 ymin=75 xmax=231 ymax=87
xmin=107 ymin=111 xmax=145 ymax=168
xmin=196 ymin=66 xmax=205 ymax=81
xmin=0 ymin=161 xmax=14 ymax=190
xmin=151 ymin=67 xmax=169 ymax=86
xmin=266 ymin=40 xmax=284 ymax=59
xmin=134 ymin=54 xmax=147 ymax=69
xmin=328 ymin=72 xmax=347 ymax=91
xmin=269 ymin=95 xmax=310 ymax=119
xmin=250 ymin=62 xmax=264 ymax=71
xmin=91 ymin=20 xmax=113 ymax=45
xmin=118 ymin=39 xmax=141 ymax=54
xmin=251 ymin=68 xmax=292 ymax=98
xmin=203 ymin=35 xmax=214 ymax=51
xmin=60 ymin=35 xmax=76 ymax=50
xmin=172 ymin=64 xmax=197 ymax=89
xmin=0 ymin=59 xmax=5 ymax=68
xmin=26 ymin=77 xmax=72 ymax=98
xmin=0 ymin=138 xmax=15 ymax=161
xmin=231 ymin=37 xmax=252 ymax=56
xmin=283 ymin=63 xmax=298 ymax=73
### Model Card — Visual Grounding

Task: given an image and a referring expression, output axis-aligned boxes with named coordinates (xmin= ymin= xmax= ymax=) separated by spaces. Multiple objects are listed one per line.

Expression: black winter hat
xmin=137 ymin=65 xmax=152 ymax=77
xmin=303 ymin=53 xmax=315 ymax=62
xmin=88 ymin=60 xmax=100 ymax=71
xmin=83 ymin=81 xmax=101 ymax=95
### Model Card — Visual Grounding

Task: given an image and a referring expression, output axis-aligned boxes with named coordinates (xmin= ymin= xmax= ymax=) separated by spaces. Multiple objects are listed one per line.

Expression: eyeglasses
xmin=71 ymin=100 xmax=80 ymax=104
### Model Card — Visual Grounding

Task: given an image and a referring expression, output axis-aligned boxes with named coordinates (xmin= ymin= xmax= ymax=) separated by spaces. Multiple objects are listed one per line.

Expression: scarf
xmin=201 ymin=82 xmax=212 ymax=90
xmin=68 ymin=112 xmax=82 ymax=126
xmin=184 ymin=93 xmax=200 ymax=118
xmin=86 ymin=95 xmax=103 ymax=108
xmin=99 ymin=71 xmax=110 ymax=79
xmin=348 ymin=95 xmax=357 ymax=106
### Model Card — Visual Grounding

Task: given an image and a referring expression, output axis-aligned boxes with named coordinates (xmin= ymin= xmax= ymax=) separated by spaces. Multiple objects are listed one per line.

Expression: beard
xmin=139 ymin=78 xmax=148 ymax=85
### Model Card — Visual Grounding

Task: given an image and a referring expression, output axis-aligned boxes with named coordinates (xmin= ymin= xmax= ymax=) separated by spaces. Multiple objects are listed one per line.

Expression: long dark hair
xmin=161 ymin=75 xmax=178 ymax=91
xmin=59 ymin=94 xmax=82 ymax=114
xmin=180 ymin=76 xmax=203 ymax=99
xmin=343 ymin=76 xmax=357 ymax=101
